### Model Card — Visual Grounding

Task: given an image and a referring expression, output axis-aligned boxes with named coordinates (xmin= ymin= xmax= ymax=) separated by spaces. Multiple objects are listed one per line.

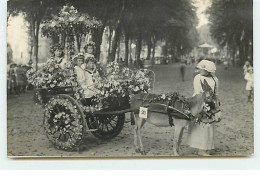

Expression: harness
xmin=136 ymin=74 xmax=222 ymax=126
xmin=137 ymin=93 xmax=193 ymax=127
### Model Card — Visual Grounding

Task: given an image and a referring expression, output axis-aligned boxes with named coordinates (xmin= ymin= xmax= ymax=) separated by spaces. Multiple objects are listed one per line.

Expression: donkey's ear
xmin=203 ymin=79 xmax=212 ymax=91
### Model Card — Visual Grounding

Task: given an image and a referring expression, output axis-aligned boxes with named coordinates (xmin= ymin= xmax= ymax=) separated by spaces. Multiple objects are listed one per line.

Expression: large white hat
xmin=197 ymin=60 xmax=216 ymax=73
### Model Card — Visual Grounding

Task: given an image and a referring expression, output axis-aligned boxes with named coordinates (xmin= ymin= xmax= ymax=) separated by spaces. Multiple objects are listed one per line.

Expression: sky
xmin=7 ymin=14 xmax=30 ymax=65
xmin=193 ymin=0 xmax=212 ymax=28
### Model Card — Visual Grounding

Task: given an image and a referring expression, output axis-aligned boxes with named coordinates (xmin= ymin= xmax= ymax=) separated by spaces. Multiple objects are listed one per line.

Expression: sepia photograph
xmin=6 ymin=0 xmax=253 ymax=158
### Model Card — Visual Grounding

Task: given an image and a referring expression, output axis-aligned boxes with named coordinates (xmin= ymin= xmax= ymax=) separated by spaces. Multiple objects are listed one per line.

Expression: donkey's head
xmin=200 ymin=79 xmax=221 ymax=121
xmin=200 ymin=79 xmax=215 ymax=103
xmin=190 ymin=79 xmax=220 ymax=117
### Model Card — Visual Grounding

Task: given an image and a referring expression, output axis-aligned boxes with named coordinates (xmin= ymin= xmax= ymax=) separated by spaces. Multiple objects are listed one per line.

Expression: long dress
xmin=244 ymin=72 xmax=254 ymax=91
xmin=186 ymin=74 xmax=219 ymax=150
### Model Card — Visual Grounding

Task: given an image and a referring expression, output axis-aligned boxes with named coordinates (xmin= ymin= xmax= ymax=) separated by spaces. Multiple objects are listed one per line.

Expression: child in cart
xmin=74 ymin=42 xmax=98 ymax=108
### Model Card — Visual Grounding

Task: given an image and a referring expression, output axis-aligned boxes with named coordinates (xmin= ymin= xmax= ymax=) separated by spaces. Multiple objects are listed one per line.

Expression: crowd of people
xmin=7 ymin=63 xmax=31 ymax=95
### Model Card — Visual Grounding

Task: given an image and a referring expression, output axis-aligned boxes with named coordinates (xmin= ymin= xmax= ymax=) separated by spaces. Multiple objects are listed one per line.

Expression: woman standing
xmin=186 ymin=60 xmax=219 ymax=156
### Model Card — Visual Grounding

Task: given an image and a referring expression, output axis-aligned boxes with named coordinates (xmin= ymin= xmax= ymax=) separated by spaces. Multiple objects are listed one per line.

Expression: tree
xmin=208 ymin=0 xmax=253 ymax=64
xmin=70 ymin=0 xmax=123 ymax=61
xmin=7 ymin=43 xmax=13 ymax=64
xmin=7 ymin=0 xmax=65 ymax=70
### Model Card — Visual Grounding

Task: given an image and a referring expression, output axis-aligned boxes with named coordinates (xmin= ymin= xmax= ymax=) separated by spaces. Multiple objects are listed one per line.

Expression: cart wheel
xmin=86 ymin=113 xmax=125 ymax=140
xmin=43 ymin=94 xmax=86 ymax=151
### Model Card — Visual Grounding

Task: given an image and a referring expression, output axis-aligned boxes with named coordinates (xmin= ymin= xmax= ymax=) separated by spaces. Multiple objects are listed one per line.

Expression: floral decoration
xmin=41 ymin=5 xmax=102 ymax=39
xmin=43 ymin=95 xmax=85 ymax=150
xmin=26 ymin=57 xmax=77 ymax=89
xmin=91 ymin=61 xmax=152 ymax=110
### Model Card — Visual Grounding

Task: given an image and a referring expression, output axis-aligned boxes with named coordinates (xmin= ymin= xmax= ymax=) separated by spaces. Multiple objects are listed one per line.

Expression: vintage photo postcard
xmin=7 ymin=0 xmax=253 ymax=157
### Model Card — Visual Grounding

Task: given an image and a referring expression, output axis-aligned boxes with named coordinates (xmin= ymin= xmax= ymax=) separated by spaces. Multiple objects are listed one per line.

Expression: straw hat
xmin=197 ymin=60 xmax=216 ymax=73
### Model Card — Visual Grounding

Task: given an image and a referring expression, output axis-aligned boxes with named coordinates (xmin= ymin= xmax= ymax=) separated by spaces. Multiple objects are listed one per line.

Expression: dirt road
xmin=7 ymin=64 xmax=253 ymax=157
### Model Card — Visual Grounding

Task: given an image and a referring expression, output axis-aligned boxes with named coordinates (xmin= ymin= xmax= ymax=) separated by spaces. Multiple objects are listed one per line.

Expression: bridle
xmin=199 ymin=77 xmax=222 ymax=124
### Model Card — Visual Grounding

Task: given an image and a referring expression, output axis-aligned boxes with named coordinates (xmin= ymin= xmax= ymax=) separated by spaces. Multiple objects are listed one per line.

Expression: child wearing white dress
xmin=243 ymin=61 xmax=252 ymax=75
xmin=74 ymin=53 xmax=96 ymax=104
xmin=244 ymin=67 xmax=254 ymax=102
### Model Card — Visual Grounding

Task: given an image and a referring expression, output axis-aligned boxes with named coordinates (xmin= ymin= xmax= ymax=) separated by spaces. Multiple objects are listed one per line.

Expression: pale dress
xmin=74 ymin=66 xmax=96 ymax=98
xmin=186 ymin=74 xmax=219 ymax=150
xmin=244 ymin=73 xmax=254 ymax=90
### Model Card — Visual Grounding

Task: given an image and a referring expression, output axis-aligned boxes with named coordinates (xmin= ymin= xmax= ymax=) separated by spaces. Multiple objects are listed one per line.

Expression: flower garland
xmin=144 ymin=92 xmax=220 ymax=126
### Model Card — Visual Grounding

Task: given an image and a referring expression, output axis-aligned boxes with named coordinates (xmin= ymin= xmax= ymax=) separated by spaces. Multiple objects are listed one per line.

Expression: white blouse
xmin=193 ymin=74 xmax=218 ymax=96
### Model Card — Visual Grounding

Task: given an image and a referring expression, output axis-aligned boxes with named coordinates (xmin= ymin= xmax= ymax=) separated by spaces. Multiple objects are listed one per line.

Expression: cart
xmin=37 ymin=86 xmax=132 ymax=151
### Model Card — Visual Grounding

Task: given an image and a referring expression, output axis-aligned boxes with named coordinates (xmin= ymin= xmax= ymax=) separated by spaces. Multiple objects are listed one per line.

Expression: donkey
xmin=130 ymin=79 xmax=221 ymax=156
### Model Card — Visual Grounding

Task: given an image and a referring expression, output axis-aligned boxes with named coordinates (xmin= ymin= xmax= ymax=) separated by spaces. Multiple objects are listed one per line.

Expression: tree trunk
xmin=124 ymin=32 xmax=129 ymax=66
xmin=129 ymin=38 xmax=132 ymax=58
xmin=152 ymin=37 xmax=156 ymax=59
xmin=109 ymin=0 xmax=125 ymax=62
xmin=34 ymin=21 xmax=40 ymax=71
xmin=164 ymin=40 xmax=168 ymax=57
xmin=76 ymin=34 xmax=81 ymax=53
xmin=147 ymin=36 xmax=152 ymax=60
xmin=136 ymin=31 xmax=142 ymax=68
xmin=239 ymin=44 xmax=245 ymax=65
xmin=29 ymin=45 xmax=34 ymax=62
xmin=92 ymin=24 xmax=106 ymax=60
xmin=108 ymin=27 xmax=112 ymax=56
xmin=244 ymin=31 xmax=250 ymax=62
xmin=117 ymin=35 xmax=121 ymax=60
xmin=110 ymin=24 xmax=122 ymax=62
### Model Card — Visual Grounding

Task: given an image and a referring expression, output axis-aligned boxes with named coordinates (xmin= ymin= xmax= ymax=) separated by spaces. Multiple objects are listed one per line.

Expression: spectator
xmin=180 ymin=63 xmax=186 ymax=82
xmin=243 ymin=60 xmax=252 ymax=75
xmin=244 ymin=66 xmax=254 ymax=102
xmin=8 ymin=63 xmax=17 ymax=94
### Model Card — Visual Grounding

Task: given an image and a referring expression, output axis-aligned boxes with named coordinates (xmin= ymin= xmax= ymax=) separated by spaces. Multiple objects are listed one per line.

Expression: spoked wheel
xmin=86 ymin=113 xmax=125 ymax=140
xmin=43 ymin=94 xmax=86 ymax=151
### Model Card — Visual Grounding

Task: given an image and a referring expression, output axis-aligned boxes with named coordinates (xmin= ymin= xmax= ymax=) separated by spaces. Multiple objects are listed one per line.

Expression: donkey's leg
xmin=133 ymin=113 xmax=140 ymax=153
xmin=172 ymin=124 xmax=182 ymax=156
xmin=135 ymin=114 xmax=146 ymax=155
xmin=176 ymin=127 xmax=185 ymax=155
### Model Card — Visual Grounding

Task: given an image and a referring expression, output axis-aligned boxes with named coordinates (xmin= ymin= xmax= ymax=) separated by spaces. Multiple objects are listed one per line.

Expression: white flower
xmin=161 ymin=94 xmax=166 ymax=100
xmin=69 ymin=17 xmax=76 ymax=22
xmin=134 ymin=86 xmax=140 ymax=92
xmin=50 ymin=21 xmax=56 ymax=27
xmin=79 ymin=16 xmax=85 ymax=22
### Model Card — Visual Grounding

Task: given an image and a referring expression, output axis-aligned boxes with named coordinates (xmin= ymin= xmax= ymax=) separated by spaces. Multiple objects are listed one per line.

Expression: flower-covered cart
xmin=27 ymin=5 xmax=152 ymax=151
xmin=28 ymin=59 xmax=152 ymax=151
